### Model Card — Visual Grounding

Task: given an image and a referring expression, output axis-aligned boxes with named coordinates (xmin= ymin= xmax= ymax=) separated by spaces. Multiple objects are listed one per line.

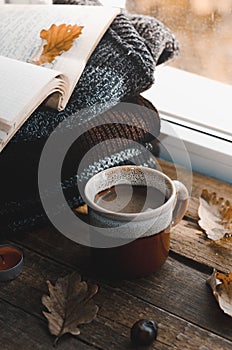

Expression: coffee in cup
xmin=84 ymin=166 xmax=189 ymax=278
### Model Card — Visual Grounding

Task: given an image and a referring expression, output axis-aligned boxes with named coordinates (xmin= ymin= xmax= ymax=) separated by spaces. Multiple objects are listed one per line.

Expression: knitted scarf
xmin=0 ymin=0 xmax=179 ymax=232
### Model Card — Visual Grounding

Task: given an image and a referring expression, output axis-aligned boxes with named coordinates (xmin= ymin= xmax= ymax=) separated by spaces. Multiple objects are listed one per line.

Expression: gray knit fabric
xmin=13 ymin=0 xmax=178 ymax=141
xmin=0 ymin=0 xmax=179 ymax=232
xmin=128 ymin=14 xmax=179 ymax=65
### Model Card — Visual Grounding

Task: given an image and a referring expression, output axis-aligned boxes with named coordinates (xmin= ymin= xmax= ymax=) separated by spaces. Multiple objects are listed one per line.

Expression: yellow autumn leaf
xmin=198 ymin=189 xmax=232 ymax=241
xmin=207 ymin=269 xmax=232 ymax=317
xmin=34 ymin=23 xmax=84 ymax=65
xmin=75 ymin=204 xmax=88 ymax=215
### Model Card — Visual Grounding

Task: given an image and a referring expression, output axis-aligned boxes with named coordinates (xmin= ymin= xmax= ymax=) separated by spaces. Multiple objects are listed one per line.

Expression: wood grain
xmin=1 ymin=158 xmax=232 ymax=349
xmin=0 ymin=299 xmax=95 ymax=350
xmin=0 ymin=247 xmax=231 ymax=350
xmin=158 ymin=159 xmax=232 ymax=271
xmin=171 ymin=219 xmax=232 ymax=273
xmin=6 ymin=158 xmax=232 ymax=274
xmin=6 ymin=230 xmax=232 ymax=340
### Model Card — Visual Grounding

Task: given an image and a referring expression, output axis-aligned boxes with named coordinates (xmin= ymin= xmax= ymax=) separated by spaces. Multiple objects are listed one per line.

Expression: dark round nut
xmin=130 ymin=319 xmax=158 ymax=346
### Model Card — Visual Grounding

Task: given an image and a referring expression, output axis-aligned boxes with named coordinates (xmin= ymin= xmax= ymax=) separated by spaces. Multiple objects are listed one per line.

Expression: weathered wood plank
xmin=0 ymin=299 xmax=95 ymax=350
xmin=157 ymin=159 xmax=232 ymax=200
xmin=6 ymin=226 xmax=91 ymax=272
xmin=1 ymin=158 xmax=232 ymax=349
xmin=97 ymin=287 xmax=232 ymax=350
xmin=109 ymin=257 xmax=232 ymax=342
xmin=0 ymin=245 xmax=231 ymax=347
xmin=79 ymin=313 xmax=177 ymax=350
xmin=7 ymin=217 xmax=232 ymax=279
xmin=157 ymin=159 xmax=232 ymax=218
xmin=0 ymin=250 xmax=171 ymax=350
xmin=2 ymin=158 xmax=232 ymax=276
xmin=171 ymin=219 xmax=232 ymax=273
xmin=157 ymin=159 xmax=232 ymax=271
xmin=4 ymin=224 xmax=232 ymax=339
xmin=7 ymin=204 xmax=232 ymax=275
xmin=2 ymin=247 xmax=232 ymax=349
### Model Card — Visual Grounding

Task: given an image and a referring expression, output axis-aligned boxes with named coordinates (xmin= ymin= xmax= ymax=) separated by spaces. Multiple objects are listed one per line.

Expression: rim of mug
xmin=84 ymin=165 xmax=176 ymax=220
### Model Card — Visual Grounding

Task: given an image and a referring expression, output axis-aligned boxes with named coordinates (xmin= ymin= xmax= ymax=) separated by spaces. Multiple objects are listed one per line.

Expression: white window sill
xmin=142 ymin=66 xmax=232 ymax=184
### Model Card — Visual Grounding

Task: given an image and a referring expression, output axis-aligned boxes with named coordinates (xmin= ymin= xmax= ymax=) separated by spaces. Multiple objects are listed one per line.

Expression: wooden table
xmin=1 ymin=159 xmax=232 ymax=350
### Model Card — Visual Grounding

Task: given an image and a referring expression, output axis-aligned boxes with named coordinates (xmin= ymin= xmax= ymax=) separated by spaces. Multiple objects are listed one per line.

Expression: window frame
xmin=142 ymin=66 xmax=232 ymax=184
xmin=107 ymin=0 xmax=232 ymax=183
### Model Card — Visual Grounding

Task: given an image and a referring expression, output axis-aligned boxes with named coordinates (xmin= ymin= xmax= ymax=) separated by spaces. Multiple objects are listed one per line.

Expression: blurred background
xmin=126 ymin=0 xmax=232 ymax=85
xmin=5 ymin=0 xmax=232 ymax=85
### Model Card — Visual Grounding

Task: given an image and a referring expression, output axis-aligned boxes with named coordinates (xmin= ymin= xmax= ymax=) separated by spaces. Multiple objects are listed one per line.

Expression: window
xmin=125 ymin=0 xmax=232 ymax=184
xmin=126 ymin=0 xmax=232 ymax=85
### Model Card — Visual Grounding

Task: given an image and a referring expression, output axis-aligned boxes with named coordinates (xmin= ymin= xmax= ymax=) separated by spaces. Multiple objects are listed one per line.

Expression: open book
xmin=0 ymin=4 xmax=120 ymax=152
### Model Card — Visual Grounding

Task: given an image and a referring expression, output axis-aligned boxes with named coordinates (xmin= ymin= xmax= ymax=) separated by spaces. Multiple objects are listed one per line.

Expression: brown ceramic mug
xmin=84 ymin=166 xmax=189 ymax=278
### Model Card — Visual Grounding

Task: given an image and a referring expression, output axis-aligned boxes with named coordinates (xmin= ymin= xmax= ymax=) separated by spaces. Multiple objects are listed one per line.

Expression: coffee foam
xmin=86 ymin=166 xmax=172 ymax=203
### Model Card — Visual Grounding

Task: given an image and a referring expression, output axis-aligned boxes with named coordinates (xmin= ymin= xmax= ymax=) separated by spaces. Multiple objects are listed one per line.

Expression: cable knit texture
xmin=13 ymin=1 xmax=178 ymax=141
xmin=0 ymin=0 xmax=179 ymax=232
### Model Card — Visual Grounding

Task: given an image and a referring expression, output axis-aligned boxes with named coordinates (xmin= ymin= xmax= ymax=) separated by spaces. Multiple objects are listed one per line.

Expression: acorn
xmin=130 ymin=319 xmax=158 ymax=346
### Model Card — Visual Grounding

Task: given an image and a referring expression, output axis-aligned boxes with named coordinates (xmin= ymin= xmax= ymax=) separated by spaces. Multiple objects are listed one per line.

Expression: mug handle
xmin=172 ymin=180 xmax=189 ymax=227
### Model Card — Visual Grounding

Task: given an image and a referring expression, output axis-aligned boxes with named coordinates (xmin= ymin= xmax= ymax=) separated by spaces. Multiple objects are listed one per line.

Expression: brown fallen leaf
xmin=33 ymin=23 xmax=84 ymax=65
xmin=207 ymin=269 xmax=232 ymax=317
xmin=42 ymin=272 xmax=99 ymax=346
xmin=198 ymin=189 xmax=232 ymax=241
xmin=75 ymin=204 xmax=88 ymax=215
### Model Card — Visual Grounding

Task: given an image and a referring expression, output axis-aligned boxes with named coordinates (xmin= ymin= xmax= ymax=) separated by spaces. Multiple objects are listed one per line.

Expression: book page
xmin=0 ymin=56 xmax=65 ymax=128
xmin=0 ymin=129 xmax=7 ymax=150
xmin=0 ymin=5 xmax=120 ymax=107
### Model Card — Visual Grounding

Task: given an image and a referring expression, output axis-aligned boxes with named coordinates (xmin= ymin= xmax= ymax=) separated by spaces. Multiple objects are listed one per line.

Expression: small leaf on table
xmin=75 ymin=204 xmax=88 ymax=215
xmin=42 ymin=272 xmax=99 ymax=346
xmin=198 ymin=189 xmax=232 ymax=241
xmin=207 ymin=269 xmax=232 ymax=317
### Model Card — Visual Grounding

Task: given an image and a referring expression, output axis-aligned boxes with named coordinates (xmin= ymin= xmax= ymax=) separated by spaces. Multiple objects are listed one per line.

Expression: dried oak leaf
xmin=198 ymin=189 xmax=232 ymax=241
xmin=42 ymin=272 xmax=99 ymax=346
xmin=207 ymin=269 xmax=232 ymax=317
xmin=34 ymin=23 xmax=84 ymax=65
